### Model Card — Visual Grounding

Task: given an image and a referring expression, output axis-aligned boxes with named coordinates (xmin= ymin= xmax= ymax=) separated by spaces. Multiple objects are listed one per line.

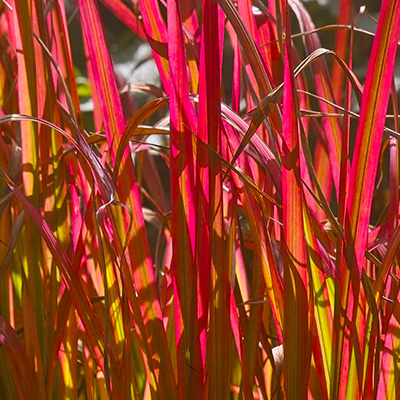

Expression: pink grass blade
xmin=138 ymin=0 xmax=170 ymax=90
xmin=335 ymin=23 xmax=354 ymax=359
xmin=346 ymin=0 xmax=400 ymax=288
xmin=180 ymin=2 xmax=200 ymax=93
xmin=77 ymin=0 xmax=125 ymax=162
xmin=236 ymin=0 xmax=273 ymax=106
xmin=335 ymin=1 xmax=400 ymax=397
xmin=217 ymin=0 xmax=273 ymax=98
xmin=279 ymin=1 xmax=311 ymax=397
xmin=255 ymin=3 xmax=284 ymax=86
xmin=218 ymin=0 xmax=283 ymax=138
xmin=99 ymin=0 xmax=147 ymax=41
xmin=388 ymin=81 xmax=399 ymax=239
xmin=195 ymin=1 xmax=211 ymax=396
xmin=230 ymin=285 xmax=253 ymax=399
xmin=289 ymin=0 xmax=344 ymax=194
xmin=313 ymin=143 xmax=332 ymax=221
xmin=241 ymin=233 xmax=266 ymax=392
xmin=331 ymin=0 xmax=353 ymax=105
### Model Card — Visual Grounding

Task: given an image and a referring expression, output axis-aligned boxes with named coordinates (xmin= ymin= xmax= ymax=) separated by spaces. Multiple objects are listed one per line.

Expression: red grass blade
xmin=197 ymin=2 xmax=229 ymax=398
xmin=167 ymin=1 xmax=197 ymax=397
xmin=0 ymin=315 xmax=38 ymax=399
xmin=279 ymin=1 xmax=311 ymax=397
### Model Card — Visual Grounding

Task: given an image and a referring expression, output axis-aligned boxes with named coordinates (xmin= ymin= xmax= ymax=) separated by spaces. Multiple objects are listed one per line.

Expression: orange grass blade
xmin=8 ymin=4 xmax=50 ymax=391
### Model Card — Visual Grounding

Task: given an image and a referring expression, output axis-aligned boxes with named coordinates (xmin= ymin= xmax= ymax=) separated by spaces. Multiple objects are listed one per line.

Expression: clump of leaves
xmin=0 ymin=0 xmax=400 ymax=399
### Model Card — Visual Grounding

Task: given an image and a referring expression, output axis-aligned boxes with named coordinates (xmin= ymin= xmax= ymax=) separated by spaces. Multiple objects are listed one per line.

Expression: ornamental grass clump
xmin=0 ymin=0 xmax=399 ymax=399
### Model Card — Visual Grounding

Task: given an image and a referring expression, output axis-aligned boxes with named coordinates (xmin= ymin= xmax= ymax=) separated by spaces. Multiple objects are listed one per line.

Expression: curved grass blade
xmin=0 ymin=315 xmax=38 ymax=400
xmin=0 ymin=114 xmax=115 ymax=202
xmin=112 ymin=97 xmax=168 ymax=183
xmin=224 ymin=47 xmax=363 ymax=181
